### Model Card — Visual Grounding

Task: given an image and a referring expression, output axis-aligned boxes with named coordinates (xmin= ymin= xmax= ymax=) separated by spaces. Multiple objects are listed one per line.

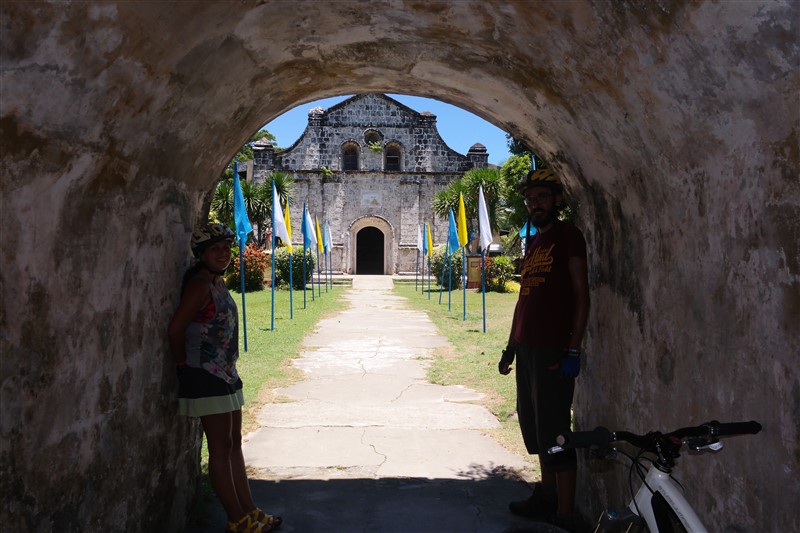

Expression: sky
xmin=262 ymin=94 xmax=513 ymax=166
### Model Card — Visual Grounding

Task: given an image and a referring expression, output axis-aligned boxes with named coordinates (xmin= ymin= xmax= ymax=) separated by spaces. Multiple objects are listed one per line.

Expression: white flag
xmin=478 ymin=185 xmax=493 ymax=252
xmin=416 ymin=224 xmax=423 ymax=252
xmin=272 ymin=182 xmax=291 ymax=247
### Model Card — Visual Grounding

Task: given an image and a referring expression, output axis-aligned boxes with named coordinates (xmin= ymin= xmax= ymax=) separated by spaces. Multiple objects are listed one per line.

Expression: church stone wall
xmin=253 ymin=94 xmax=486 ymax=273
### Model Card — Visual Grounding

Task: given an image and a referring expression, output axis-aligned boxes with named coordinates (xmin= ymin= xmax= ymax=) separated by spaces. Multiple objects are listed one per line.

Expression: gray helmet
xmin=190 ymin=223 xmax=234 ymax=257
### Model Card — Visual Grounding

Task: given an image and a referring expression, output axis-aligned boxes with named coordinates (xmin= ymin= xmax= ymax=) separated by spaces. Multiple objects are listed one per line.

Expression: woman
xmin=168 ymin=223 xmax=282 ymax=533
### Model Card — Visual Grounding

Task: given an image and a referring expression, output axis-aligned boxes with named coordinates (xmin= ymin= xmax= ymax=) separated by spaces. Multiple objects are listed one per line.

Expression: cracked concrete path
xmin=190 ymin=276 xmax=559 ymax=533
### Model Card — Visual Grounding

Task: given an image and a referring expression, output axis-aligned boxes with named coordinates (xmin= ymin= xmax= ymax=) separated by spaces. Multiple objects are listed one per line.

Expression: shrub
xmin=228 ymin=243 xmax=270 ymax=292
xmin=429 ymin=246 xmax=464 ymax=290
xmin=483 ymin=255 xmax=516 ymax=293
xmin=273 ymin=247 xmax=315 ymax=290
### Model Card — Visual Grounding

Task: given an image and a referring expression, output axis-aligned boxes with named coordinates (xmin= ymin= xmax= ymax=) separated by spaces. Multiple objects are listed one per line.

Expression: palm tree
xmin=239 ymin=179 xmax=268 ymax=244
xmin=432 ymin=179 xmax=466 ymax=221
xmin=261 ymin=171 xmax=295 ymax=245
xmin=432 ymin=167 xmax=505 ymax=250
xmin=267 ymin=170 xmax=295 ymax=209
xmin=461 ymin=166 xmax=504 ymax=234
xmin=211 ymin=180 xmax=234 ymax=228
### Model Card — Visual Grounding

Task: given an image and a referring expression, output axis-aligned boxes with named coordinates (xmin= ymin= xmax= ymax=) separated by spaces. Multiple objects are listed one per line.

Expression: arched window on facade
xmin=342 ymin=142 xmax=359 ymax=171
xmin=364 ymin=130 xmax=382 ymax=146
xmin=384 ymin=143 xmax=402 ymax=171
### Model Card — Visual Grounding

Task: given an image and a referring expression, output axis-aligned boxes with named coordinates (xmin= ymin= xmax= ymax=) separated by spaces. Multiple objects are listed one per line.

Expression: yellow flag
xmin=315 ymin=217 xmax=324 ymax=253
xmin=283 ymin=200 xmax=292 ymax=252
xmin=457 ymin=193 xmax=468 ymax=247
xmin=426 ymin=223 xmax=434 ymax=257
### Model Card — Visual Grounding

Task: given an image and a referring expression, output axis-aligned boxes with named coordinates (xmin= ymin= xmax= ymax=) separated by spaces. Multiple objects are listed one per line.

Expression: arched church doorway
xmin=356 ymin=227 xmax=384 ymax=274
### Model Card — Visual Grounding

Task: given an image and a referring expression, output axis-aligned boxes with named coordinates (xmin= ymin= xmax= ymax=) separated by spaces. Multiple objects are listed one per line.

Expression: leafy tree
xmin=505 ymin=134 xmax=548 ymax=169
xmin=221 ymin=130 xmax=277 ymax=180
xmin=499 ymin=153 xmax=531 ymax=231
xmin=432 ymin=166 xmax=504 ymax=251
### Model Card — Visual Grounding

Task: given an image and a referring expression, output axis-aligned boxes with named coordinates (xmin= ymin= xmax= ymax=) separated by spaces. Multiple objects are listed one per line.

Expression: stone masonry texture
xmin=1 ymin=1 xmax=797 ymax=531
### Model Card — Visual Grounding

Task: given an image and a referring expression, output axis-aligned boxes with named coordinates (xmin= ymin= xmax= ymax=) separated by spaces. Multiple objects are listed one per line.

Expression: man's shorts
xmin=514 ymin=344 xmax=576 ymax=472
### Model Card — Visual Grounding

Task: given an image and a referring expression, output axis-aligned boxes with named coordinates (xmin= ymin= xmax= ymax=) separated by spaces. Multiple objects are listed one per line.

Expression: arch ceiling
xmin=1 ymin=1 xmax=797 ymax=530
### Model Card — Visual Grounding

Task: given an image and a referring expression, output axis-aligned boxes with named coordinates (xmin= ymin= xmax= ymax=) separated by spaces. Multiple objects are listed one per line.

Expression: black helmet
xmin=517 ymin=169 xmax=562 ymax=193
xmin=190 ymin=223 xmax=234 ymax=257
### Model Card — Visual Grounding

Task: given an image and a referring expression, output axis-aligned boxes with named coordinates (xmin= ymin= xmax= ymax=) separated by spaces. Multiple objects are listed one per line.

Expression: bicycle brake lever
xmin=697 ymin=441 xmax=723 ymax=452
xmin=687 ymin=437 xmax=724 ymax=452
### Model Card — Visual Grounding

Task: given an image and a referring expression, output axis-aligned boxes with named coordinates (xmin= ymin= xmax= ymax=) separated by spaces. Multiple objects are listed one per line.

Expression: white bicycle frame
xmin=627 ymin=464 xmax=706 ymax=533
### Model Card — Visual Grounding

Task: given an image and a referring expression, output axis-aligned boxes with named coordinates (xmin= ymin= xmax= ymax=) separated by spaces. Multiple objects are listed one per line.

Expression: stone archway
xmin=348 ymin=216 xmax=393 ymax=275
xmin=2 ymin=2 xmax=797 ymax=531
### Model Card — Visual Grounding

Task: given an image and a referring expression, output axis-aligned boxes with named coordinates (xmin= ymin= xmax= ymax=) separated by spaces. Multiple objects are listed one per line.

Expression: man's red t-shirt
xmin=512 ymin=220 xmax=587 ymax=348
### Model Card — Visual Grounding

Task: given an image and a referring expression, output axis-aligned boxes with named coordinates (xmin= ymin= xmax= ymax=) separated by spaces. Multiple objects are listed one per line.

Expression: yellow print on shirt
xmin=520 ymin=243 xmax=555 ymax=293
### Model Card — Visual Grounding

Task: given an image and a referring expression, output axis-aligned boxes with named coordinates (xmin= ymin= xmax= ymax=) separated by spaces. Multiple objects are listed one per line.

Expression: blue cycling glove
xmin=559 ymin=350 xmax=581 ymax=378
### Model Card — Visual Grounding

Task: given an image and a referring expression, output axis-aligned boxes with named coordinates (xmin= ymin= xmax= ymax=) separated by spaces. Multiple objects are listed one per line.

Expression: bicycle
xmin=547 ymin=420 xmax=762 ymax=532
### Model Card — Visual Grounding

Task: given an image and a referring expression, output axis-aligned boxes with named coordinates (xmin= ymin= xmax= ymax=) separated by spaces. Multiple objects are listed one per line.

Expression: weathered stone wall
xmin=1 ymin=1 xmax=797 ymax=531
xmin=254 ymin=94 xmax=476 ymax=273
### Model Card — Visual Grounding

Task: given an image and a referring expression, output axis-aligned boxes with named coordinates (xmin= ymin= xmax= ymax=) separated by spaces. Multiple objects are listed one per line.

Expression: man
xmin=499 ymin=169 xmax=590 ymax=531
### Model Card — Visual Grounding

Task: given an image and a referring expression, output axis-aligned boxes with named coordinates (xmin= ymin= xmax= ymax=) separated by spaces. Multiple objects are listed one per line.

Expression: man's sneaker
xmin=508 ymin=483 xmax=557 ymax=519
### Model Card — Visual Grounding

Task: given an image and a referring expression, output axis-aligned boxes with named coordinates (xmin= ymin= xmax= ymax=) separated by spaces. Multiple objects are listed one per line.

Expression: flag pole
xmin=427 ymin=253 xmax=431 ymax=300
xmin=448 ymin=249 xmax=453 ymax=311
xmin=439 ymin=243 xmax=446 ymax=305
xmin=270 ymin=224 xmax=276 ymax=331
xmin=462 ymin=247 xmax=467 ymax=321
xmin=239 ymin=243 xmax=248 ymax=350
xmin=316 ymin=246 xmax=321 ymax=297
xmin=233 ymin=161 xmax=247 ymax=352
xmin=289 ymin=251 xmax=293 ymax=319
xmin=415 ymin=250 xmax=419 ymax=291
xmin=481 ymin=248 xmax=486 ymax=333
xmin=310 ymin=245 xmax=315 ymax=301
xmin=232 ymin=162 xmax=250 ymax=351
xmin=303 ymin=244 xmax=308 ymax=308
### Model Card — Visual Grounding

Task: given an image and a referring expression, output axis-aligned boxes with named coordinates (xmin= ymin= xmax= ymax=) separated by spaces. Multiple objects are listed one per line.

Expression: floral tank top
xmin=184 ymin=277 xmax=240 ymax=384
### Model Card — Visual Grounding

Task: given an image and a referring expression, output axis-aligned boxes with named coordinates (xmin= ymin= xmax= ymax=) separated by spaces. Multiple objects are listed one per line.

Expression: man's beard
xmin=530 ymin=205 xmax=558 ymax=228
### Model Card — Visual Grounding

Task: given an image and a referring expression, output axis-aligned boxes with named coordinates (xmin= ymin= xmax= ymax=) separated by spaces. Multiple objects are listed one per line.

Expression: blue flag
xmin=422 ymin=223 xmax=429 ymax=256
xmin=447 ymin=208 xmax=460 ymax=255
xmin=323 ymin=222 xmax=331 ymax=254
xmin=233 ymin=162 xmax=252 ymax=247
xmin=301 ymin=203 xmax=316 ymax=249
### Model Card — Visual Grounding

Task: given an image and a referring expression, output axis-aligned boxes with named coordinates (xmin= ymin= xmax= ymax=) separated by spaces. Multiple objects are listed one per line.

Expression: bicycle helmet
xmin=190 ymin=223 xmax=235 ymax=257
xmin=517 ymin=168 xmax=562 ymax=193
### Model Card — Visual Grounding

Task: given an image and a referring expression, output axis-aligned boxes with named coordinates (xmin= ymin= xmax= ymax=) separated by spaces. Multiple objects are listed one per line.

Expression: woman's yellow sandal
xmin=226 ymin=513 xmax=263 ymax=533
xmin=250 ymin=508 xmax=283 ymax=530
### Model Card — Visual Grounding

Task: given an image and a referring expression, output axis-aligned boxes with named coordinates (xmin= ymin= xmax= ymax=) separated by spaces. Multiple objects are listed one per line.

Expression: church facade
xmin=251 ymin=93 xmax=489 ymax=274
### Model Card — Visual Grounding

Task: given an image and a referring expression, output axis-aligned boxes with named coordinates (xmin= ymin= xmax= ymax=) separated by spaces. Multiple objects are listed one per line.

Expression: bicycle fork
xmin=594 ymin=508 xmax=647 ymax=533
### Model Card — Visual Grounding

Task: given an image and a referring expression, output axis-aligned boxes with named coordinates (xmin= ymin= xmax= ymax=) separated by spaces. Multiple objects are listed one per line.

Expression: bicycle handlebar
xmin=553 ymin=420 xmax=762 ymax=453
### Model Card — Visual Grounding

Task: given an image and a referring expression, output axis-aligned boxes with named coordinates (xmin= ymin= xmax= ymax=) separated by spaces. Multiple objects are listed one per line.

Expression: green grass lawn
xmin=393 ymin=280 xmax=539 ymax=479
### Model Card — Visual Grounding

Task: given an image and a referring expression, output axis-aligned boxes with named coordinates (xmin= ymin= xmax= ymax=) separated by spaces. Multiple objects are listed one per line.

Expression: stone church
xmin=249 ymin=93 xmax=489 ymax=274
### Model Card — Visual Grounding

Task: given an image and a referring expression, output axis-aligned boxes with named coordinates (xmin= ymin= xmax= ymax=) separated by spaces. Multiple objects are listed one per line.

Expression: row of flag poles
xmin=416 ymin=187 xmax=494 ymax=333
xmin=234 ymin=163 xmax=497 ymax=342
xmin=232 ymin=163 xmax=336 ymax=346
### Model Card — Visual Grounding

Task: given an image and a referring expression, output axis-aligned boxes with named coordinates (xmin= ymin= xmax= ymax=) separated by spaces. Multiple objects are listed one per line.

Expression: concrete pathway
xmin=189 ymin=276 xmax=562 ymax=533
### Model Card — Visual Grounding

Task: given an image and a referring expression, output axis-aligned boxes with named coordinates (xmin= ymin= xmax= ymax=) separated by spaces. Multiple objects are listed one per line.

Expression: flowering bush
xmin=228 ymin=243 xmax=270 ymax=292
xmin=273 ymin=247 xmax=315 ymax=290
xmin=482 ymin=255 xmax=515 ymax=293
xmin=429 ymin=246 xmax=463 ymax=290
